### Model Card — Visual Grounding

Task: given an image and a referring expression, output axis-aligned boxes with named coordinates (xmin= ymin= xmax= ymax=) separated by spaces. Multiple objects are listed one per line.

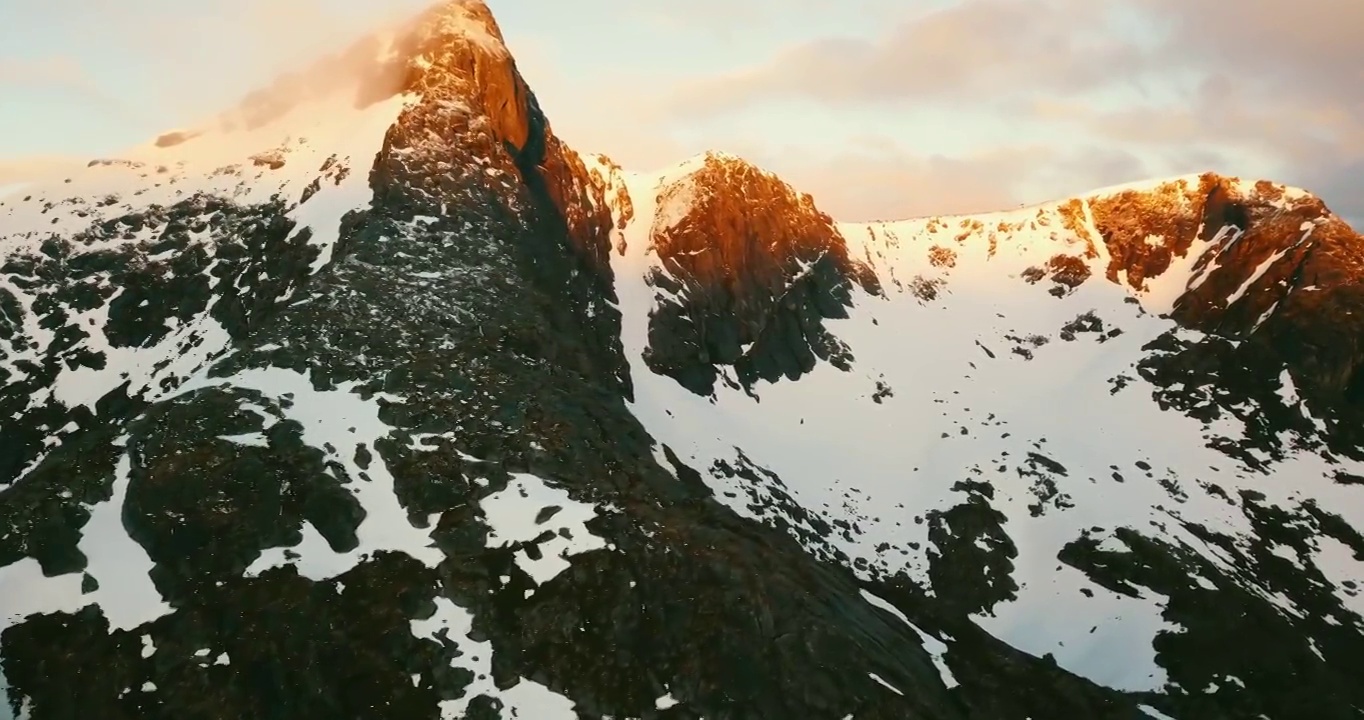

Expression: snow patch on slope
xmin=0 ymin=88 xmax=408 ymax=246
xmin=0 ymin=69 xmax=411 ymax=504
xmin=606 ymin=159 xmax=1364 ymax=693
xmin=411 ymin=597 xmax=578 ymax=718
xmin=0 ymin=438 xmax=173 ymax=648
xmin=418 ymin=0 xmax=509 ymax=57
xmin=481 ymin=474 xmax=609 ymax=586
xmin=860 ymin=589 xmax=958 ymax=689
xmin=178 ymin=366 xmax=444 ymax=578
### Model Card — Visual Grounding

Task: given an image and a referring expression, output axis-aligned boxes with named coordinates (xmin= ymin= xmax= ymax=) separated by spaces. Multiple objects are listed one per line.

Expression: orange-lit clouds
xmin=0 ymin=156 xmax=84 ymax=187
xmin=728 ymin=141 xmax=1148 ymax=221
xmin=654 ymin=0 xmax=1364 ymax=222
xmin=665 ymin=0 xmax=1139 ymax=115
xmin=3 ymin=0 xmax=427 ymax=133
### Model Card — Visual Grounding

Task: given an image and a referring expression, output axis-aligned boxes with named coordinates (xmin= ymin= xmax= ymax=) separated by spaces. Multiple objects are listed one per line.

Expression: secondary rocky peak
xmin=1078 ymin=171 xmax=1359 ymax=339
xmin=641 ymin=151 xmax=880 ymax=395
xmin=650 ymin=150 xmax=850 ymax=253
xmin=1085 ymin=173 xmax=1333 ymax=297
xmin=1080 ymin=171 xmax=1364 ymax=443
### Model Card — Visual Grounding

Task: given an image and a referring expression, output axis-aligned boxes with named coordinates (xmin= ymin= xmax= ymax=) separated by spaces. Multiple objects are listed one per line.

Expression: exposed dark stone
xmin=0 ymin=5 xmax=968 ymax=718
xmin=1060 ymin=514 xmax=1364 ymax=720
xmin=924 ymin=497 xmax=1018 ymax=615
xmin=863 ymin=577 xmax=1149 ymax=719
xmin=1093 ymin=174 xmax=1364 ymax=456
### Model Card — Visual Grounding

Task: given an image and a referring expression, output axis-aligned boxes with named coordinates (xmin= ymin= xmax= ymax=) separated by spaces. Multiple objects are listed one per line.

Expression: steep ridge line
xmin=592 ymin=155 xmax=1364 ymax=432
xmin=1 ymin=2 xmax=965 ymax=718
xmin=2 ymin=1 xmax=1363 ymax=718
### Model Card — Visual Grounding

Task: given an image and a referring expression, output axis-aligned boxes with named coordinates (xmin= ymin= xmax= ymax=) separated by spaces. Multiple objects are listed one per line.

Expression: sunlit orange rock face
xmin=399 ymin=0 xmax=534 ymax=154
xmin=394 ymin=0 xmax=617 ymax=266
xmin=1086 ymin=174 xmax=1360 ymax=336
xmin=1087 ymin=173 xmax=1364 ymax=440
xmin=642 ymin=153 xmax=880 ymax=394
xmin=367 ymin=0 xmax=631 ymax=386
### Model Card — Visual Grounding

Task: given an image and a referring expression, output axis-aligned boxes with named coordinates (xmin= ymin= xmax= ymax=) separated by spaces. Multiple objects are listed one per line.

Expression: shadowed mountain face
xmin=2 ymin=2 xmax=1364 ymax=719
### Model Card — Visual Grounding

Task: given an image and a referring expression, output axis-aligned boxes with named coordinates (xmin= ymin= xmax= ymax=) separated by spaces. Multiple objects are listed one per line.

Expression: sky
xmin=0 ymin=0 xmax=1360 ymax=223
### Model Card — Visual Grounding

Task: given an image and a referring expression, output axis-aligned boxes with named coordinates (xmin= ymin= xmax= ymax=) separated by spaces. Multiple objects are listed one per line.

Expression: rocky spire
xmin=391 ymin=0 xmax=543 ymax=160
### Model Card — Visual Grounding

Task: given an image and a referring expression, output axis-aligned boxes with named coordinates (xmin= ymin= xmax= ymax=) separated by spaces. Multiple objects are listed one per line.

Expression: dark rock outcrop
xmin=642 ymin=152 xmax=881 ymax=395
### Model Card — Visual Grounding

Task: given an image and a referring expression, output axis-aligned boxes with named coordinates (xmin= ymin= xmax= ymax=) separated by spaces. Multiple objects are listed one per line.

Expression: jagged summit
xmin=10 ymin=0 xmax=516 ymax=165
xmin=1074 ymin=171 xmax=1314 ymax=204
xmin=589 ymin=147 xmax=1364 ymax=412
xmin=5 ymin=0 xmax=1364 ymax=718
xmin=651 ymin=151 xmax=823 ymax=230
xmin=409 ymin=0 xmax=507 ymax=49
xmin=654 ymin=149 xmax=762 ymax=176
xmin=608 ymin=149 xmax=878 ymax=394
xmin=399 ymin=0 xmax=517 ymax=94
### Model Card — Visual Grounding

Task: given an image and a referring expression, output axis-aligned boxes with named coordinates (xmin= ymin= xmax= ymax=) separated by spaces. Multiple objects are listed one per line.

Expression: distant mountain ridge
xmin=2 ymin=2 xmax=1363 ymax=719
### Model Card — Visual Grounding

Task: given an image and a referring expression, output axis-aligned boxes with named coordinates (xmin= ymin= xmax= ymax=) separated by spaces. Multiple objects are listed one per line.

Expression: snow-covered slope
xmin=0 ymin=4 xmax=628 ymax=717
xmin=0 ymin=77 xmax=404 ymax=409
xmin=596 ymin=152 xmax=1364 ymax=717
xmin=3 ymin=1 xmax=1363 ymax=718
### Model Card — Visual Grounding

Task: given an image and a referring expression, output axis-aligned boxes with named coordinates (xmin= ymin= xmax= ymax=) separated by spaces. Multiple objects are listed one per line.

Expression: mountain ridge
xmin=3 ymin=1 xmax=1364 ymax=719
xmin=586 ymin=149 xmax=1364 ymax=431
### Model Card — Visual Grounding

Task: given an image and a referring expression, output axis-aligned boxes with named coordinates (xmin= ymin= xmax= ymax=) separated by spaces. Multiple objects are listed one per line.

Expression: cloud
xmin=0 ymin=56 xmax=85 ymax=87
xmin=0 ymin=55 xmax=126 ymax=115
xmin=1 ymin=0 xmax=429 ymax=135
xmin=653 ymin=0 xmax=1364 ymax=224
xmin=1300 ymin=158 xmax=1364 ymax=226
xmin=669 ymin=0 xmax=1361 ymax=117
xmin=777 ymin=145 xmax=1054 ymax=220
xmin=2 ymin=0 xmax=1356 ymax=227
xmin=1142 ymin=0 xmax=1364 ymax=94
xmin=0 ymin=156 xmax=84 ymax=186
xmin=729 ymin=138 xmax=1148 ymax=221
xmin=667 ymin=0 xmax=1146 ymax=116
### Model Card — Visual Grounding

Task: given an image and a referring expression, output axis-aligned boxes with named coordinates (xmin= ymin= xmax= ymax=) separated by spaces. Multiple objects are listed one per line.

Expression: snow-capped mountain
xmin=595 ymin=151 xmax=1364 ymax=716
xmin=2 ymin=1 xmax=1362 ymax=719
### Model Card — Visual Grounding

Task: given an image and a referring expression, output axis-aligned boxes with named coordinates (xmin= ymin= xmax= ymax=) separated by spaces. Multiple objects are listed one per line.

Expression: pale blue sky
xmin=1 ymin=0 xmax=1359 ymax=221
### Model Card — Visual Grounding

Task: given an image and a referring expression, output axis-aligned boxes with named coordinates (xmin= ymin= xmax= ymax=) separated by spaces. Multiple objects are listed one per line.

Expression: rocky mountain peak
xmin=389 ymin=0 xmax=547 ymax=161
xmin=651 ymin=151 xmax=826 ymax=234
xmin=1083 ymin=172 xmax=1334 ymax=299
xmin=412 ymin=0 xmax=504 ymax=41
xmin=6 ymin=1 xmax=1364 ymax=718
xmin=637 ymin=151 xmax=880 ymax=395
xmin=1078 ymin=172 xmax=1364 ymax=425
